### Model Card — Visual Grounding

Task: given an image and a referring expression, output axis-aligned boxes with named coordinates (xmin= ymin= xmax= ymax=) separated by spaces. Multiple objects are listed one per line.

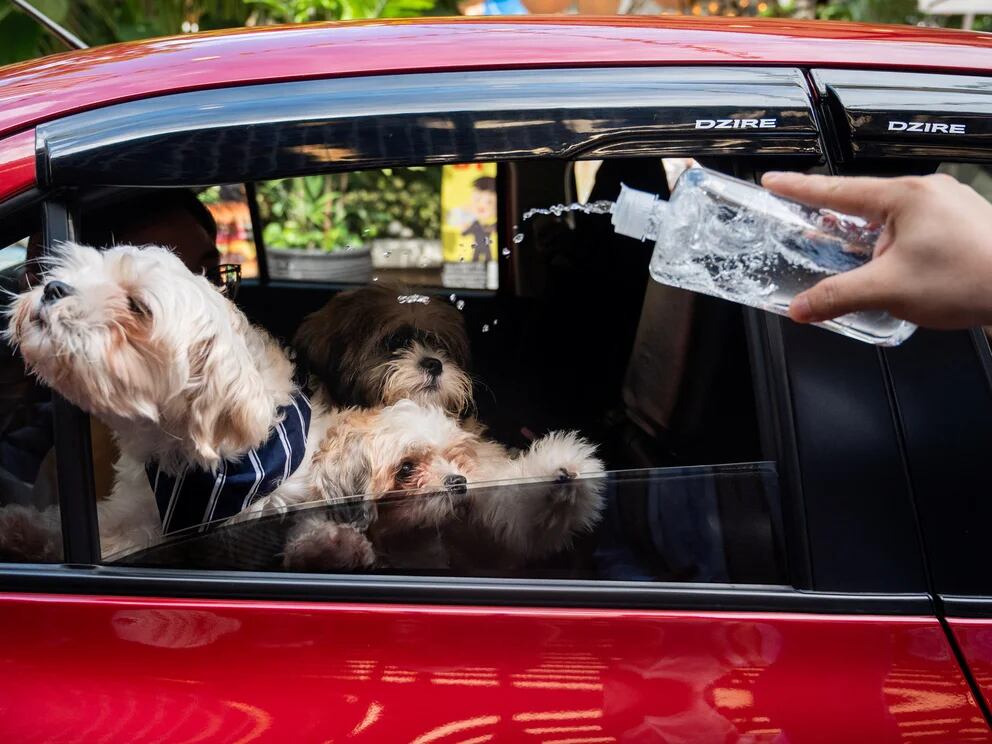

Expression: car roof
xmin=0 ymin=16 xmax=990 ymax=142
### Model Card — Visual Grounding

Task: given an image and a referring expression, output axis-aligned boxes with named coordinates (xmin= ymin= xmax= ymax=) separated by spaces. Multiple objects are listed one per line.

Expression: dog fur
xmin=1 ymin=242 xmax=329 ymax=560
xmin=283 ymin=399 xmax=605 ymax=572
xmin=294 ymin=285 xmax=473 ymax=416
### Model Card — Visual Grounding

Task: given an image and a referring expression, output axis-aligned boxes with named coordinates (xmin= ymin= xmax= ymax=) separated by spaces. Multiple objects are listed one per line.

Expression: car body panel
xmin=0 ymin=130 xmax=35 ymax=201
xmin=0 ymin=593 xmax=988 ymax=743
xmin=951 ymin=619 xmax=992 ymax=715
xmin=0 ymin=18 xmax=991 ymax=141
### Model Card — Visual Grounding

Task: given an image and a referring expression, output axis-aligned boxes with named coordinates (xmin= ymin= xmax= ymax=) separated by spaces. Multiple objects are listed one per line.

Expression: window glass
xmin=0 ymin=233 xmax=62 ymax=564
xmin=256 ymin=165 xmax=499 ymax=290
xmin=0 ymin=158 xmax=794 ymax=582
xmin=116 ymin=464 xmax=786 ymax=585
xmin=0 ymin=240 xmax=27 ymax=271
xmin=198 ymin=184 xmax=259 ymax=279
xmin=22 ymin=154 xmax=789 ymax=585
xmin=872 ymin=160 xmax=992 ymax=596
xmin=938 ymin=162 xmax=992 ymax=201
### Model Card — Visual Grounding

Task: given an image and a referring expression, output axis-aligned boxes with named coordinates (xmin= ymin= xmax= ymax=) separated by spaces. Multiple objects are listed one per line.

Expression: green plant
xmin=0 ymin=0 xmax=453 ymax=67
xmin=248 ymin=0 xmax=436 ymax=22
xmin=257 ymin=168 xmax=441 ymax=252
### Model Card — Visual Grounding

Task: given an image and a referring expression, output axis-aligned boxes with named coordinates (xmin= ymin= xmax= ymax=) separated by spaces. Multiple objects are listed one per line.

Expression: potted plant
xmin=260 ymin=175 xmax=374 ymax=282
xmin=258 ymin=168 xmax=442 ymax=282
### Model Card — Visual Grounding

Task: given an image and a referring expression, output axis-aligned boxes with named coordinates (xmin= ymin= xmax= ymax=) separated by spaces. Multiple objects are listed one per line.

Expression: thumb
xmin=789 ymin=264 xmax=889 ymax=323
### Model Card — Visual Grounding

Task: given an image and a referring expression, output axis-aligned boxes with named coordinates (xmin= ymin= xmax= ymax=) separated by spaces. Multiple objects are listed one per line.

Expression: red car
xmin=1 ymin=16 xmax=992 ymax=743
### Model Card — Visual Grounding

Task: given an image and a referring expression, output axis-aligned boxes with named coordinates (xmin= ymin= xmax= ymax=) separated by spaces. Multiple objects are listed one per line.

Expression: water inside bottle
xmin=647 ymin=168 xmax=915 ymax=346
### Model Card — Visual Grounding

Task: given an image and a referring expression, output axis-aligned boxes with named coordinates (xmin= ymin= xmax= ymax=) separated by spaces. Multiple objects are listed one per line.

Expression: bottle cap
xmin=612 ymin=183 xmax=663 ymax=241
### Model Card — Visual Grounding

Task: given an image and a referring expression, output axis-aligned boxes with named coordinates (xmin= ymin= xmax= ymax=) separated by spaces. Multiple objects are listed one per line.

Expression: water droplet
xmin=372 ymin=276 xmax=379 ymax=282
xmin=383 ymin=250 xmax=391 ymax=258
xmin=521 ymin=200 xmax=615 ymax=223
xmin=455 ymin=300 xmax=465 ymax=311
xmin=512 ymin=233 xmax=524 ymax=245
xmin=481 ymin=324 xmax=489 ymax=333
xmin=501 ymin=247 xmax=511 ymax=257
xmin=449 ymin=294 xmax=457 ymax=303
xmin=493 ymin=318 xmax=499 ymax=326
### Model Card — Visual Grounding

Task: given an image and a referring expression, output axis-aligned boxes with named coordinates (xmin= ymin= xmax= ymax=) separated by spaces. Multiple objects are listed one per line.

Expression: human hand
xmin=761 ymin=171 xmax=992 ymax=329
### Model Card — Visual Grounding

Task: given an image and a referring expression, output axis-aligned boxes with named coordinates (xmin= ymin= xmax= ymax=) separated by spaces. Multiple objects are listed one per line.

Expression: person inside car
xmin=762 ymin=171 xmax=992 ymax=329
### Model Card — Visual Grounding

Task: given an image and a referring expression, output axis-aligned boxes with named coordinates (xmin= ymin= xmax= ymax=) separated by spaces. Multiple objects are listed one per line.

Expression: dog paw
xmin=282 ymin=518 xmax=375 ymax=572
xmin=0 ymin=504 xmax=62 ymax=562
xmin=326 ymin=496 xmax=376 ymax=531
xmin=520 ymin=432 xmax=604 ymax=491
xmin=516 ymin=432 xmax=607 ymax=543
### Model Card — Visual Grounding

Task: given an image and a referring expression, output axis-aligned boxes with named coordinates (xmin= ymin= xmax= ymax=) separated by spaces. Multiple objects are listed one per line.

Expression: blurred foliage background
xmin=0 ymin=0 xmax=459 ymax=65
xmin=256 ymin=169 xmax=442 ymax=250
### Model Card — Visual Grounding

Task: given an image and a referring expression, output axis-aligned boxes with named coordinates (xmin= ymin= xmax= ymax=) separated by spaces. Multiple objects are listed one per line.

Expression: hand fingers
xmin=762 ymin=172 xmax=897 ymax=223
xmin=789 ymin=262 xmax=891 ymax=323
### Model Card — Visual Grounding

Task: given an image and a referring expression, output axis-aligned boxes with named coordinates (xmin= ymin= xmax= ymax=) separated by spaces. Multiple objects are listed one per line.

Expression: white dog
xmin=1 ymin=242 xmax=329 ymax=559
xmin=284 ymin=399 xmax=605 ymax=571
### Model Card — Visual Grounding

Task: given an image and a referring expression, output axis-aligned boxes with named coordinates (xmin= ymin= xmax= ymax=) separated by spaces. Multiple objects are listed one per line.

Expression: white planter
xmin=267 ymin=246 xmax=373 ymax=282
xmin=370 ymin=239 xmax=443 ymax=269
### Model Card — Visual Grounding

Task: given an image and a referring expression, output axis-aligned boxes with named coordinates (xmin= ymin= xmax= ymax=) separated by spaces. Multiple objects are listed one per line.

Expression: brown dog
xmin=294 ymin=285 xmax=473 ymax=416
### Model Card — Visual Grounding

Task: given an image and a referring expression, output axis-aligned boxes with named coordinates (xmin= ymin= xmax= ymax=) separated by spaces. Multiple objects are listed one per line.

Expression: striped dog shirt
xmin=146 ymin=391 xmax=312 ymax=535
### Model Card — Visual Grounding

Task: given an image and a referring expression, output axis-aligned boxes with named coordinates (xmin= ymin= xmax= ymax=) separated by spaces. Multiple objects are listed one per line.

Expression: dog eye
xmin=128 ymin=296 xmax=150 ymax=317
xmin=397 ymin=461 xmax=416 ymax=479
xmin=386 ymin=328 xmax=414 ymax=352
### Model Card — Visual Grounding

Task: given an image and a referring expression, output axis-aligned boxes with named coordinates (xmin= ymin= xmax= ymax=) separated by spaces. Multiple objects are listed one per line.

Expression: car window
xmin=10 ymin=154 xmax=798 ymax=585
xmin=256 ymin=165 xmax=499 ymax=290
xmin=198 ymin=184 xmax=259 ymax=279
xmin=0 ymin=233 xmax=63 ymax=564
xmin=878 ymin=160 xmax=992 ymax=596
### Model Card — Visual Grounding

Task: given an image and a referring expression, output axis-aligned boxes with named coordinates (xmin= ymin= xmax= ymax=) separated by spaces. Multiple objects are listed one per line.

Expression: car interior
xmin=115 ymin=156 xmax=787 ymax=583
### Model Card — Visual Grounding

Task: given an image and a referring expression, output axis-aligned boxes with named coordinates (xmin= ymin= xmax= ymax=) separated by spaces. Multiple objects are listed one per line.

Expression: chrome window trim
xmin=0 ymin=563 xmax=933 ymax=614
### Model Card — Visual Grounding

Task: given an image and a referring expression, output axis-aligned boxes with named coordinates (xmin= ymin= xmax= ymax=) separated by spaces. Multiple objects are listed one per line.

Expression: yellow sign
xmin=441 ymin=163 xmax=498 ymax=264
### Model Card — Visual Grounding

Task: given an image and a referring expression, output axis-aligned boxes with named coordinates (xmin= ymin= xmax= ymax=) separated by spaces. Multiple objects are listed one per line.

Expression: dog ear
xmin=314 ymin=426 xmax=377 ymax=526
xmin=183 ymin=314 xmax=276 ymax=468
xmin=294 ymin=293 xmax=353 ymax=402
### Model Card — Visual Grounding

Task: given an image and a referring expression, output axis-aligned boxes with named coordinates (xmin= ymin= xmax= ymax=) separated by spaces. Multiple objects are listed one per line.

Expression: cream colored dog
xmin=1 ymin=242 xmax=329 ymax=560
xmin=284 ymin=399 xmax=606 ymax=571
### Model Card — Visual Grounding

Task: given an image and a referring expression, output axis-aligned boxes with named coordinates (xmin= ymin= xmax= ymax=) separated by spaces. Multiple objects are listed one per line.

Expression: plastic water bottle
xmin=610 ymin=167 xmax=916 ymax=346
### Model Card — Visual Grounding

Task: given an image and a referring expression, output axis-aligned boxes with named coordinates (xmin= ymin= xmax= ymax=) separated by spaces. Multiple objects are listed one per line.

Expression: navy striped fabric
xmin=146 ymin=391 xmax=312 ymax=535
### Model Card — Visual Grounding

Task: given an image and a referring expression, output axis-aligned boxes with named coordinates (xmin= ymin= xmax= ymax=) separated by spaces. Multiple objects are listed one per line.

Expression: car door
xmin=0 ymin=65 xmax=987 ymax=742
xmin=813 ymin=67 xmax=992 ymax=720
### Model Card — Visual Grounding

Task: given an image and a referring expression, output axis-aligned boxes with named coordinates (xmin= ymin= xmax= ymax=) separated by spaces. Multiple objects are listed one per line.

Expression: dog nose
xmin=443 ymin=473 xmax=467 ymax=494
xmin=420 ymin=356 xmax=443 ymax=377
xmin=42 ymin=280 xmax=73 ymax=305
